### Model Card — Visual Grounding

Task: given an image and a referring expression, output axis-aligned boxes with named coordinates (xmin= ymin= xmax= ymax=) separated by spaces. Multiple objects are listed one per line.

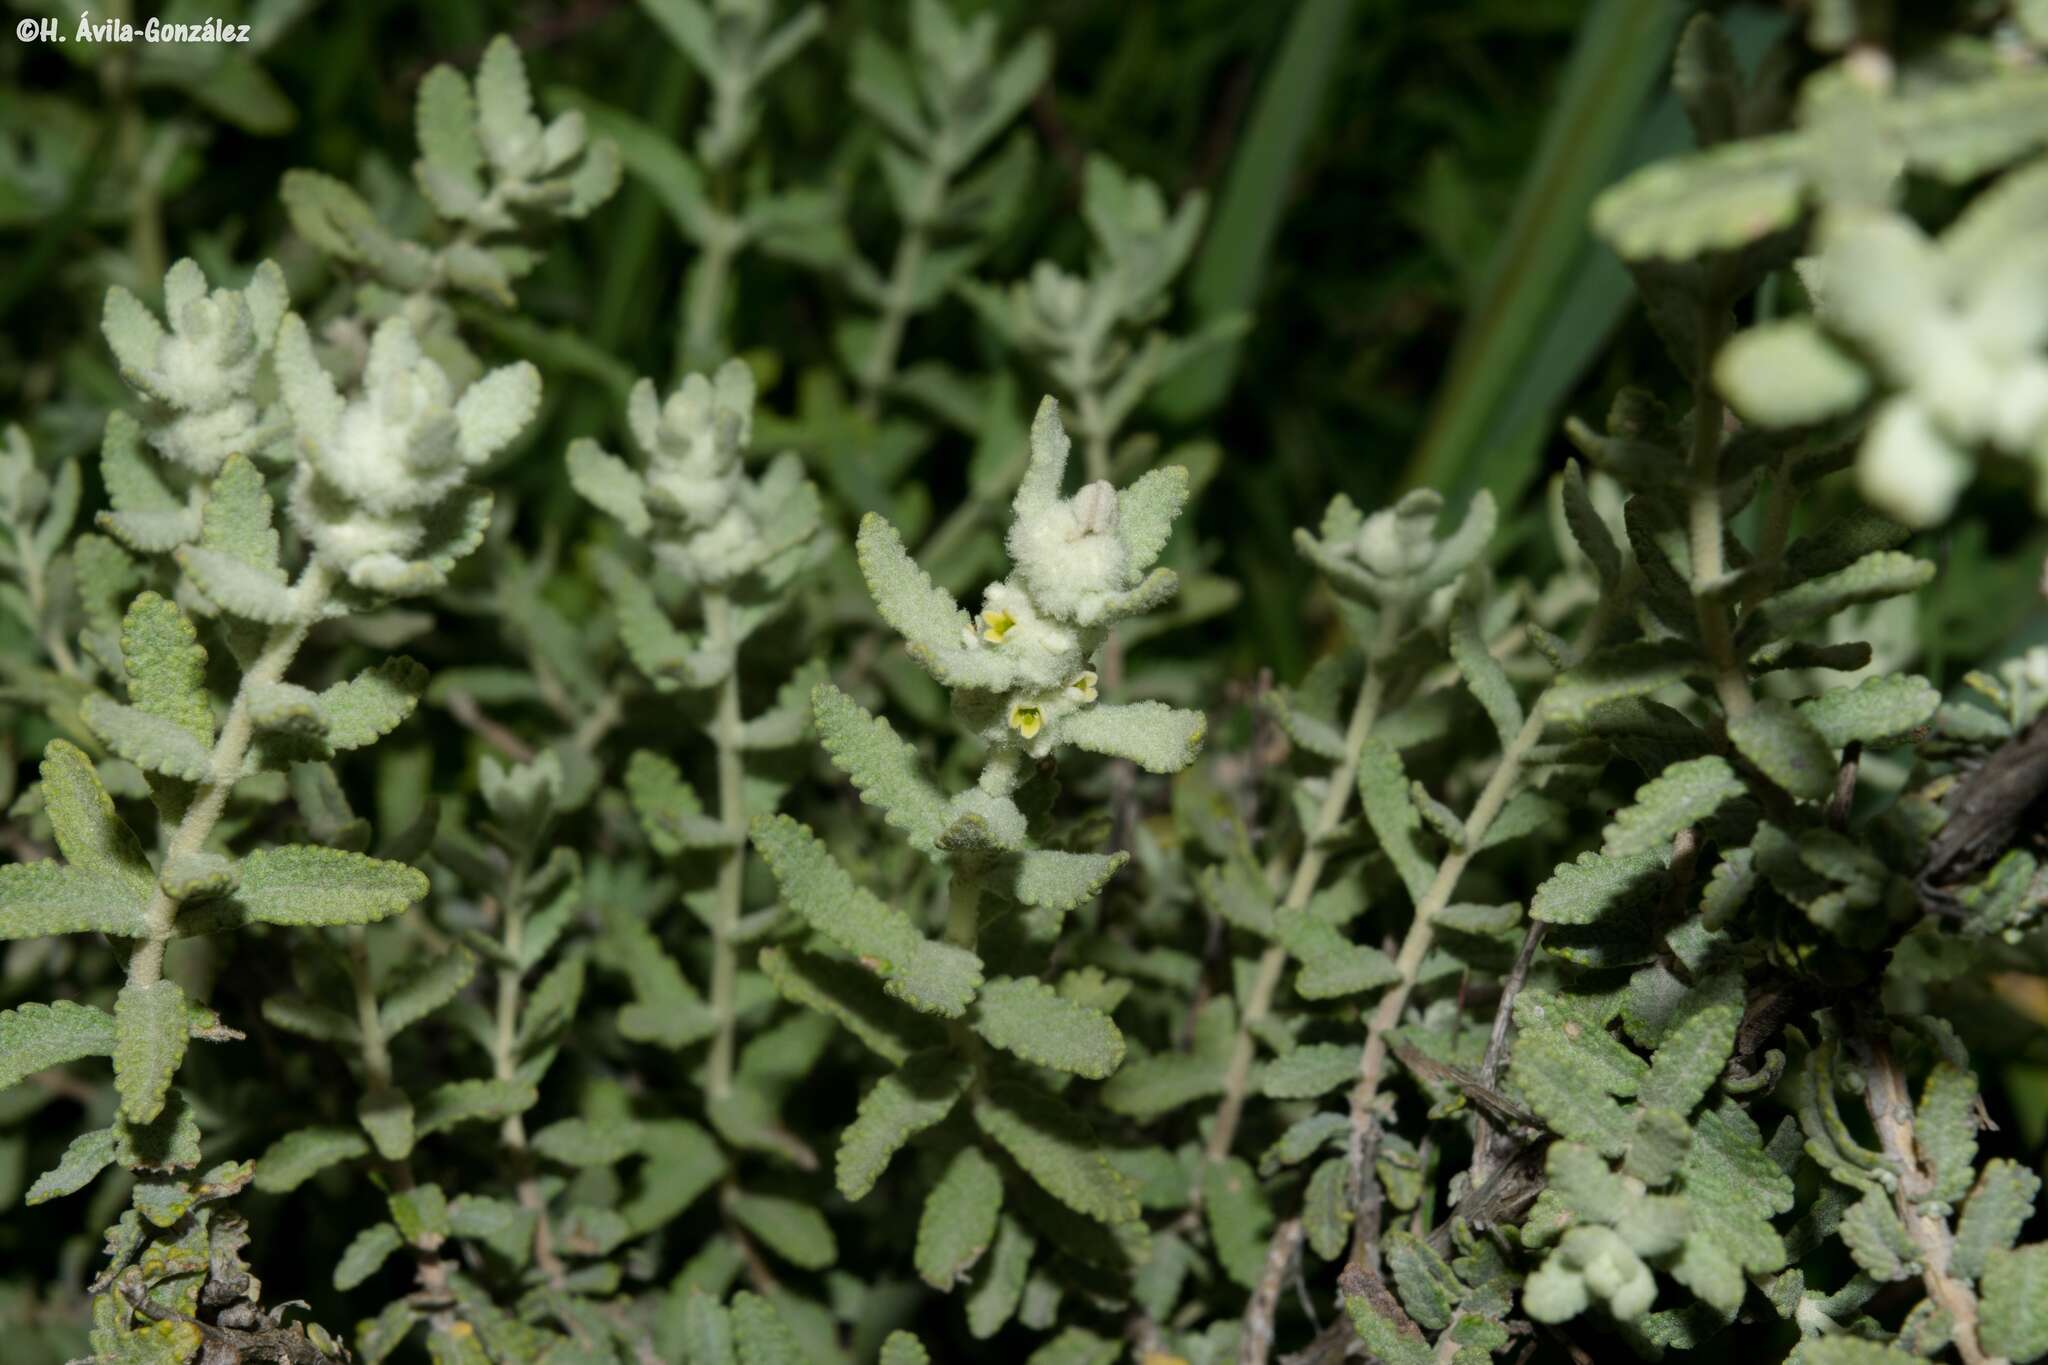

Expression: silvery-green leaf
xmin=114 ymin=980 xmax=188 ymax=1124
xmin=972 ymin=976 xmax=1124 ymax=1079
xmin=1057 ymin=702 xmax=1205 ymax=774
xmin=917 ymin=1145 xmax=1003 ymax=1289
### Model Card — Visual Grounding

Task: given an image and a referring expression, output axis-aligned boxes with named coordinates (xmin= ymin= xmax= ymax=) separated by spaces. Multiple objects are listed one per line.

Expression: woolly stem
xmin=126 ymin=563 xmax=333 ymax=988
xmin=705 ymin=589 xmax=746 ymax=1101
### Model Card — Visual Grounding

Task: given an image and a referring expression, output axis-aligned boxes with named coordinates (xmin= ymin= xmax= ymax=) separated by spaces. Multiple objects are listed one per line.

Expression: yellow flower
xmin=979 ymin=607 xmax=1017 ymax=644
xmin=1066 ymin=670 xmax=1098 ymax=702
xmin=1008 ymin=702 xmax=1044 ymax=739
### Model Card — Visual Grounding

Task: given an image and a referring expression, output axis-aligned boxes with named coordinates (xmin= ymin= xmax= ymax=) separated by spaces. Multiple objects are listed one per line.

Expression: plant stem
xmin=1205 ymin=605 xmax=1406 ymax=1165
xmin=859 ymin=167 xmax=950 ymax=418
xmin=704 ymin=590 xmax=746 ymax=1101
xmin=490 ymin=859 xmax=565 ymax=1285
xmin=1343 ymin=594 xmax=1623 ymax=1258
xmin=126 ymin=564 xmax=333 ymax=988
xmin=1685 ymin=305 xmax=1754 ymax=721
xmin=1859 ymin=1033 xmax=1993 ymax=1365
xmin=680 ymin=225 xmax=740 ymax=379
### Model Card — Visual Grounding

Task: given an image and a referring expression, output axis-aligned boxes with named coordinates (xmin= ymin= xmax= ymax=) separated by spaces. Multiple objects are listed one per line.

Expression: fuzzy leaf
xmin=199 ymin=454 xmax=284 ymax=581
xmin=1547 ymin=640 xmax=1700 ymax=723
xmin=759 ymin=946 xmax=940 ymax=1066
xmin=752 ymin=815 xmax=984 ymax=1017
xmin=1954 ymin=1159 xmax=2041 ymax=1281
xmin=731 ymin=1292 xmax=805 ymax=1365
xmin=1798 ymin=675 xmax=1940 ymax=749
xmin=319 ymin=658 xmax=429 ymax=750
xmin=1981 ymin=1243 xmax=2048 ymax=1362
xmin=1746 ymin=551 xmax=1935 ymax=643
xmin=1638 ymin=970 xmax=1742 ymax=1115
xmin=379 ymin=945 xmax=477 ymax=1038
xmin=1001 ymin=850 xmax=1126 ymax=913
xmin=813 ymin=683 xmax=948 ymax=852
xmin=836 ymin=1050 xmax=974 ymax=1200
xmin=879 ymin=1333 xmax=930 ymax=1365
xmin=1262 ymin=1043 xmax=1358 ymax=1099
xmin=973 ymin=1081 xmax=1139 ymax=1226
xmin=0 ymin=864 xmax=151 ymax=940
xmin=233 ymin=847 xmax=428 ymax=926
xmin=1279 ymin=915 xmax=1403 ymax=999
xmin=1531 ymin=850 xmax=1665 ymax=927
xmin=1728 ymin=698 xmax=1836 ymax=802
xmin=334 ymin=1221 xmax=403 ymax=1291
xmin=38 ymin=741 xmax=152 ymax=896
xmin=1097 ymin=997 xmax=1234 ymax=1120
xmin=114 ymin=980 xmax=188 ymax=1124
xmin=0 ymin=1000 xmax=116 ymax=1090
xmin=918 ymin=1145 xmax=1004 ymax=1288
xmin=856 ymin=514 xmax=1011 ymax=689
xmin=1057 ymin=702 xmax=1206 ymax=774
xmin=415 ymin=1078 xmax=538 ymax=1136
xmin=1841 ymin=1188 xmax=1919 ymax=1282
xmin=83 ymin=700 xmax=212 ymax=781
xmin=1202 ymin=1155 xmax=1273 ymax=1288
xmin=1358 ymin=738 xmax=1435 ymax=902
xmin=566 ymin=438 xmax=650 ymax=535
xmin=624 ymin=750 xmax=729 ymax=853
xmin=1385 ymin=1229 xmax=1463 ymax=1333
xmin=254 ymin=1126 xmax=372 ymax=1194
xmin=25 ymin=1126 xmax=119 ymax=1204
xmin=177 ymin=546 xmax=308 ymax=624
xmin=118 ymin=591 xmax=213 ymax=745
xmin=1562 ymin=460 xmax=1621 ymax=585
xmin=1603 ymin=755 xmax=1746 ymax=858
xmin=730 ymin=1192 xmax=837 ymax=1270
xmin=1917 ymin=1062 xmax=1979 ymax=1205
xmin=1715 ymin=318 xmax=1870 ymax=427
xmin=531 ymin=1117 xmax=641 ymax=1167
xmin=1449 ymin=601 xmax=1522 ymax=745
xmin=972 ymin=976 xmax=1124 ymax=1078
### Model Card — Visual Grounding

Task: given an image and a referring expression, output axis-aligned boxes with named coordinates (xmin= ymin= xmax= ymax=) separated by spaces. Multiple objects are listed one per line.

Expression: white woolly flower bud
xmin=1008 ymin=479 xmax=1136 ymax=624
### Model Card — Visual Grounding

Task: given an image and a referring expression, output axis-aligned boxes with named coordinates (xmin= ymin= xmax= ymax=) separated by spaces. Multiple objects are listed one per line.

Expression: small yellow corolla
xmin=1065 ymin=670 xmax=1098 ymax=702
xmin=1008 ymin=702 xmax=1044 ymax=739
xmin=979 ymin=607 xmax=1018 ymax=644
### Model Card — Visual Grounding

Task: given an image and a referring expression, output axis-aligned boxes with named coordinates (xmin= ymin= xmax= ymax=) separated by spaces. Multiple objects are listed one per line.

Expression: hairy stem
xmin=1859 ymin=1033 xmax=1992 ymax=1365
xmin=126 ymin=564 xmax=333 ymax=987
xmin=1206 ymin=605 xmax=1406 ymax=1165
xmin=680 ymin=227 xmax=740 ymax=379
xmin=705 ymin=590 xmax=746 ymax=1101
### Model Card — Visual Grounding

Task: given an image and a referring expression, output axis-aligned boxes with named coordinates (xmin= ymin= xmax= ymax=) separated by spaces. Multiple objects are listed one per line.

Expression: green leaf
xmin=531 ymin=1117 xmax=642 ymax=1167
xmin=1562 ymin=460 xmax=1621 ymax=586
xmin=598 ymin=904 xmax=715 ymax=1050
xmin=1202 ymin=1156 xmax=1273 ymax=1289
xmin=113 ymin=980 xmax=188 ymax=1124
xmin=234 ymin=847 xmax=427 ymax=926
xmin=1746 ymin=551 xmax=1936 ymax=644
xmin=1279 ymin=915 xmax=1402 ymax=999
xmin=813 ymin=682 xmax=948 ymax=853
xmin=319 ymin=658 xmax=429 ymax=751
xmin=1385 ymin=1228 xmax=1463 ymax=1333
xmin=1953 ymin=1159 xmax=2041 ymax=1281
xmin=730 ymin=1291 xmax=805 ymax=1365
xmin=199 ymin=454 xmax=284 ymax=582
xmin=415 ymin=1079 xmax=538 ymax=1136
xmin=1798 ymin=675 xmax=1940 ymax=749
xmin=964 ymin=1215 xmax=1036 ymax=1338
xmin=0 ymin=999 xmax=116 ymax=1090
xmin=1982 ymin=1241 xmax=2048 ymax=1365
xmin=1261 ymin=1043 xmax=1358 ymax=1099
xmin=25 ymin=1126 xmax=119 ymax=1204
xmin=730 ymin=1192 xmax=837 ymax=1271
xmin=973 ymin=1081 xmax=1139 ymax=1226
xmin=1344 ymin=1280 xmax=1434 ymax=1365
xmin=1602 ymin=755 xmax=1745 ymax=858
xmin=836 ymin=1050 xmax=973 ymax=1200
xmin=855 ymin=513 xmax=1009 ymax=690
xmin=1794 ymin=1341 xmax=1924 ymax=1365
xmin=972 ymin=976 xmax=1124 ymax=1079
xmin=254 ymin=1126 xmax=371 ymax=1194
xmin=759 ymin=946 xmax=940 ymax=1066
xmin=117 ymin=591 xmax=214 ymax=747
xmin=379 ymin=945 xmax=477 ymax=1039
xmin=624 ymin=749 xmax=730 ymax=853
xmin=918 ymin=1145 xmax=1003 ymax=1289
xmin=879 ymin=1332 xmax=930 ymax=1365
xmin=1917 ymin=1061 xmax=1979 ymax=1206
xmin=751 ymin=815 xmax=983 ymax=1018
xmin=1057 ymin=702 xmax=1206 ymax=774
xmin=84 ymin=699 xmax=213 ymax=782
xmin=1840 ymin=1188 xmax=1918 ymax=1282
xmin=177 ymin=546 xmax=309 ymax=625
xmin=1546 ymin=640 xmax=1700 ymax=724
xmin=1097 ymin=997 xmax=1234 ymax=1121
xmin=1638 ymin=970 xmax=1742 ymax=1115
xmin=1728 ymin=698 xmax=1836 ymax=801
xmin=1000 ymin=850 xmax=1126 ymax=913
xmin=1358 ymin=738 xmax=1435 ymax=902
xmin=1449 ymin=600 xmax=1522 ymax=745
xmin=1714 ymin=319 xmax=1869 ymax=427
xmin=566 ymin=438 xmax=650 ymax=536
xmin=358 ymin=1087 xmax=416 ymax=1162
xmin=38 ymin=741 xmax=152 ymax=895
xmin=1531 ymin=849 xmax=1665 ymax=926
xmin=335 ymin=1221 xmax=403 ymax=1291
xmin=0 ymin=863 xmax=151 ymax=940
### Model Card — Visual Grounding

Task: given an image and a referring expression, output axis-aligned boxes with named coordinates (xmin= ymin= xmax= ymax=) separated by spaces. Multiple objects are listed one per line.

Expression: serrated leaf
xmin=1449 ymin=601 xmax=1522 ymax=745
xmin=730 ymin=1192 xmax=837 ymax=1270
xmin=253 ymin=1126 xmax=371 ymax=1194
xmin=1917 ymin=1061 xmax=1979 ymax=1205
xmin=177 ymin=546 xmax=309 ymax=624
xmin=358 ymin=1087 xmax=416 ymax=1162
xmin=813 ymin=683 xmax=948 ymax=853
xmin=379 ymin=945 xmax=477 ymax=1038
xmin=1531 ymin=850 xmax=1665 ymax=926
xmin=837 ymin=1050 xmax=973 ymax=1200
xmin=531 ymin=1116 xmax=641 ymax=1167
xmin=1980 ymin=1243 xmax=2048 ymax=1362
xmin=84 ymin=699 xmax=213 ymax=781
xmin=0 ymin=1000 xmax=116 ymax=1090
xmin=320 ymin=657 xmax=429 ymax=750
xmin=1638 ymin=970 xmax=1742 ymax=1115
xmin=1000 ymin=850 xmax=1126 ymax=913
xmin=1385 ymin=1228 xmax=1463 ymax=1333
xmin=25 ymin=1126 xmax=119 ymax=1204
xmin=38 ymin=741 xmax=152 ymax=895
xmin=1562 ymin=460 xmax=1621 ymax=586
xmin=1746 ymin=551 xmax=1935 ymax=643
xmin=234 ymin=846 xmax=427 ymax=926
xmin=415 ymin=1079 xmax=537 ymax=1136
xmin=1954 ymin=1159 xmax=2041 ymax=1281
xmin=759 ymin=946 xmax=940 ymax=1066
xmin=1097 ymin=997 xmax=1235 ymax=1121
xmin=1202 ymin=1155 xmax=1272 ymax=1289
xmin=1261 ymin=1043 xmax=1358 ymax=1099
xmin=973 ymin=1081 xmax=1138 ymax=1226
xmin=878 ymin=1332 xmax=930 ymax=1365
xmin=566 ymin=438 xmax=650 ymax=536
xmin=1840 ymin=1188 xmax=1919 ymax=1281
xmin=1358 ymin=738 xmax=1435 ymax=902
xmin=597 ymin=904 xmax=715 ymax=1049
xmin=964 ymin=1214 xmax=1035 ymax=1338
xmin=1546 ymin=640 xmax=1700 ymax=723
xmin=624 ymin=749 xmax=729 ymax=853
xmin=972 ymin=976 xmax=1124 ymax=1078
xmin=855 ymin=514 xmax=1010 ymax=690
xmin=1057 ymin=702 xmax=1206 ymax=774
xmin=114 ymin=980 xmax=188 ymax=1124
xmin=918 ymin=1145 xmax=1003 ymax=1289
xmin=1728 ymin=698 xmax=1836 ymax=801
xmin=335 ymin=1221 xmax=403 ymax=1291
xmin=0 ymin=863 xmax=151 ymax=940
xmin=1279 ymin=915 xmax=1402 ymax=999
xmin=730 ymin=1291 xmax=805 ymax=1365
xmin=1798 ymin=674 xmax=1940 ymax=749
xmin=752 ymin=815 xmax=983 ymax=1017
xmin=1603 ymin=755 xmax=1745 ymax=858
